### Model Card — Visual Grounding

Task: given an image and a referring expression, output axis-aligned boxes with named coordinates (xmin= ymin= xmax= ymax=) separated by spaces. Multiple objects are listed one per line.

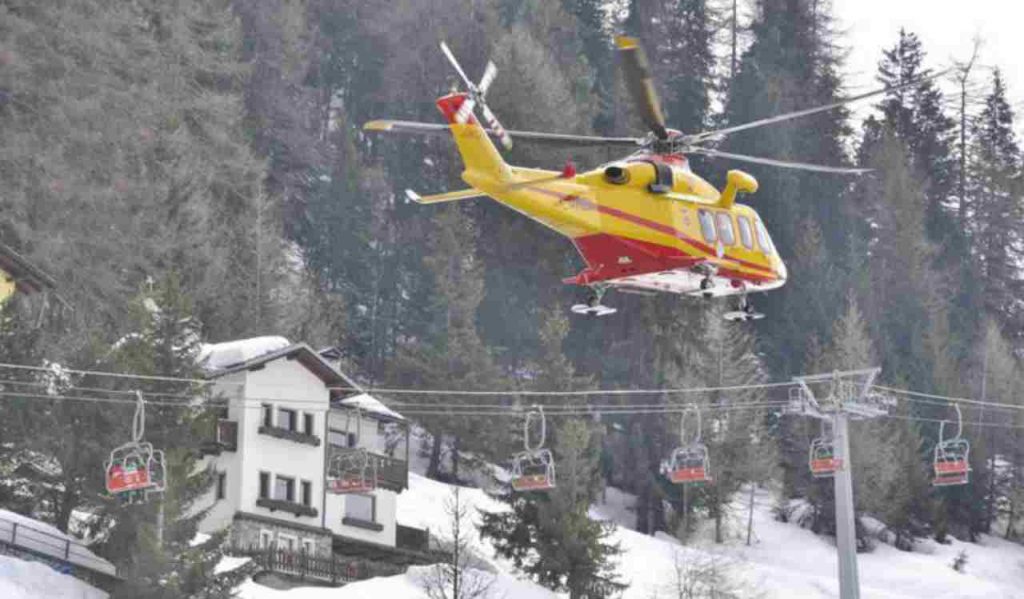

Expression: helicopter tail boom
xmin=437 ymin=93 xmax=513 ymax=186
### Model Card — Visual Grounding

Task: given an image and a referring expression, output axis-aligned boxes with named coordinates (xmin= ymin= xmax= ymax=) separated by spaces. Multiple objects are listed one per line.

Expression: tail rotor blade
xmin=440 ymin=41 xmax=476 ymax=91
xmin=479 ymin=61 xmax=498 ymax=95
xmin=455 ymin=98 xmax=476 ymax=124
xmin=482 ymin=104 xmax=513 ymax=149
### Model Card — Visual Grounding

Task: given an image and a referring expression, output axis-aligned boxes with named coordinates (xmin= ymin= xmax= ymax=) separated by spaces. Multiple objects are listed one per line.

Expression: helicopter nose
xmin=776 ymin=259 xmax=788 ymax=281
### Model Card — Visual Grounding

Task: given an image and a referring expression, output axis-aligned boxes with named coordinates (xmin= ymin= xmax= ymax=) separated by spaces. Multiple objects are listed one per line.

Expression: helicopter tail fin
xmin=436 ymin=93 xmax=512 ymax=187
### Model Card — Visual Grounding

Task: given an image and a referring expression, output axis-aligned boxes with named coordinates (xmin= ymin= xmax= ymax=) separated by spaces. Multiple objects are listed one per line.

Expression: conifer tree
xmin=98 ymin=275 xmax=230 ymax=599
xmin=479 ymin=419 xmax=625 ymax=599
xmin=967 ymin=70 xmax=1024 ymax=337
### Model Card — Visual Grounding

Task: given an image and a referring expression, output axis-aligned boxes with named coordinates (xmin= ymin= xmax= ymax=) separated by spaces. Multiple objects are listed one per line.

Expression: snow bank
xmin=0 ymin=555 xmax=107 ymax=599
xmin=339 ymin=393 xmax=404 ymax=421
xmin=0 ymin=510 xmax=115 ymax=576
xmin=198 ymin=336 xmax=292 ymax=371
xmin=214 ymin=555 xmax=252 ymax=575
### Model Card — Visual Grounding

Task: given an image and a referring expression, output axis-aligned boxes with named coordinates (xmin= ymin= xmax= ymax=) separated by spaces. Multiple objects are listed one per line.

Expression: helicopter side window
xmin=715 ymin=213 xmax=736 ymax=246
xmin=737 ymin=216 xmax=754 ymax=250
xmin=754 ymin=219 xmax=774 ymax=255
xmin=698 ymin=210 xmax=717 ymax=243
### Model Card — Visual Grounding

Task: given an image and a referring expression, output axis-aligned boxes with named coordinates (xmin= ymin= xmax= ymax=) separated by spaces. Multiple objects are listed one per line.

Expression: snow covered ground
xmin=231 ymin=471 xmax=1024 ymax=599
xmin=0 ymin=555 xmax=107 ymax=599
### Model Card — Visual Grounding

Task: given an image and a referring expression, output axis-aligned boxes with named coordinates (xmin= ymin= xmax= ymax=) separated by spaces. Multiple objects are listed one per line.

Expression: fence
xmin=233 ymin=543 xmax=405 ymax=585
xmin=0 ymin=514 xmax=116 ymax=576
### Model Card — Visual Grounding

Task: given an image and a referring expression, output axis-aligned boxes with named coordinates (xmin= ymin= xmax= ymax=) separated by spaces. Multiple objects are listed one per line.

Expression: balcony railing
xmin=255 ymin=497 xmax=318 ymax=518
xmin=231 ymin=543 xmax=404 ymax=586
xmin=329 ymin=447 xmax=408 ymax=492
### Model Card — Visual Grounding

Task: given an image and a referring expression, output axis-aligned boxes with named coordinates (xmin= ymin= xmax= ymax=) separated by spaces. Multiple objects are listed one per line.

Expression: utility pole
xmin=789 ymin=369 xmax=891 ymax=599
xmin=832 ymin=412 xmax=858 ymax=599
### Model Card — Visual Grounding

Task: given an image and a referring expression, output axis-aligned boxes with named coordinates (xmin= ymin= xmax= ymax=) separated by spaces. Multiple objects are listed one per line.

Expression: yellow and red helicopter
xmin=365 ymin=37 xmax=936 ymax=319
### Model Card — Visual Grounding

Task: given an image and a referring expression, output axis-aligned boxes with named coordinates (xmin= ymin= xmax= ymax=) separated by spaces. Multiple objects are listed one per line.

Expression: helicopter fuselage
xmin=440 ymin=93 xmax=787 ymax=299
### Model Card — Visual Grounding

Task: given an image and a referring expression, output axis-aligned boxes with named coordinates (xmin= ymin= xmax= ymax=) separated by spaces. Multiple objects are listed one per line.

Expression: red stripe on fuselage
xmin=525 ymin=186 xmax=776 ymax=275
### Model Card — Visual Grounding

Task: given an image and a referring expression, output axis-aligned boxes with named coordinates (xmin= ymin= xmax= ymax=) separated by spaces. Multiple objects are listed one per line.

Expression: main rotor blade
xmin=364 ymin=119 xmax=642 ymax=147
xmin=684 ymin=68 xmax=952 ymax=145
xmin=498 ymin=130 xmax=642 ymax=147
xmin=616 ymin=36 xmax=668 ymax=140
xmin=440 ymin=41 xmax=475 ymax=91
xmin=364 ymin=120 xmax=451 ymax=137
xmin=689 ymin=147 xmax=872 ymax=175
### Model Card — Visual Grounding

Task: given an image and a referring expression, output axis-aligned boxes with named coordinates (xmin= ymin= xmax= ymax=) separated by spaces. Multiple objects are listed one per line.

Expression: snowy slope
xmin=233 ymin=473 xmax=1024 ymax=599
xmin=0 ymin=555 xmax=107 ymax=599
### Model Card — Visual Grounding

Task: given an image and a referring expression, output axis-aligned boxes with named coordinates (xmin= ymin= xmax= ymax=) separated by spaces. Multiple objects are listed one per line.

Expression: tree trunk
xmin=427 ymin=432 xmax=443 ymax=480
xmin=451 ymin=436 xmax=461 ymax=483
xmin=746 ymin=483 xmax=755 ymax=546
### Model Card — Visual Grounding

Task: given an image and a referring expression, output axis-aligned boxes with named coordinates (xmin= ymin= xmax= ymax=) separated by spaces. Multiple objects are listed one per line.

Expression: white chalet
xmin=195 ymin=337 xmax=425 ymax=567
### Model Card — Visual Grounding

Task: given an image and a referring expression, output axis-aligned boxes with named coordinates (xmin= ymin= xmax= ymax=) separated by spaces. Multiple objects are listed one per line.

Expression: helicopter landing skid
xmin=724 ymin=295 xmax=764 ymax=322
xmin=571 ymin=303 xmax=617 ymax=316
xmin=572 ymin=285 xmax=617 ymax=316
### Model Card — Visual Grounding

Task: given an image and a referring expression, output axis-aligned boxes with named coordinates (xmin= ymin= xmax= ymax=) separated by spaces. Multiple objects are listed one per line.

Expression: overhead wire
xmin=0 ymin=361 xmax=237 ymax=387
xmin=874 ymin=384 xmax=1024 ymax=413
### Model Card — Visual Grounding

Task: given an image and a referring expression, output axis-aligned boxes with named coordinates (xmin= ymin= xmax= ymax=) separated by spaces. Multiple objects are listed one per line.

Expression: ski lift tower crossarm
xmin=789 ymin=368 xmax=888 ymax=599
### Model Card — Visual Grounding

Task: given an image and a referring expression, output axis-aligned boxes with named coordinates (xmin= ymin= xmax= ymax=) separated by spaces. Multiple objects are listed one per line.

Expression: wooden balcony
xmin=329 ymin=447 xmax=408 ymax=492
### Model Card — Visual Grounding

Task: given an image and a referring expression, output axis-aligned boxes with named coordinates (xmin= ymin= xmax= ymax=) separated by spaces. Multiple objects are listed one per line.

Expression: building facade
xmin=196 ymin=338 xmax=418 ymax=567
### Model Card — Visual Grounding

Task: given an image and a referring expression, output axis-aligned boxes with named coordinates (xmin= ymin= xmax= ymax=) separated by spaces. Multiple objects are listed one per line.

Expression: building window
xmin=303 ymin=413 xmax=314 ymax=436
xmin=328 ymin=429 xmax=356 ymax=448
xmin=259 ymin=529 xmax=273 ymax=549
xmin=277 ymin=533 xmax=296 ymax=552
xmin=301 ymin=539 xmax=315 ymax=554
xmin=345 ymin=494 xmax=375 ymax=522
xmin=278 ymin=408 xmax=297 ymax=431
xmin=216 ymin=472 xmax=226 ymax=500
xmin=275 ymin=475 xmax=295 ymax=502
xmin=737 ymin=216 xmax=754 ymax=250
xmin=716 ymin=212 xmax=736 ymax=246
xmin=301 ymin=480 xmax=312 ymax=507
xmin=698 ymin=210 xmax=716 ymax=243
xmin=261 ymin=404 xmax=273 ymax=428
xmin=259 ymin=472 xmax=270 ymax=499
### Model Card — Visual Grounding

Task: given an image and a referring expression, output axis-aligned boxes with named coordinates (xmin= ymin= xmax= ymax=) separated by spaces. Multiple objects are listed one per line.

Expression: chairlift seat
xmin=809 ymin=437 xmax=840 ymax=478
xmin=328 ymin=449 xmax=378 ymax=495
xmin=510 ymin=449 xmax=556 ymax=492
xmin=511 ymin=473 xmax=556 ymax=492
xmin=666 ymin=444 xmax=712 ymax=484
xmin=667 ymin=466 xmax=712 ymax=484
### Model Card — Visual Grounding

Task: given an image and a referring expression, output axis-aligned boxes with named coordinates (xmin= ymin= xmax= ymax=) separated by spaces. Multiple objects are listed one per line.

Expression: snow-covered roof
xmin=0 ymin=555 xmax=108 ymax=599
xmin=198 ymin=336 xmax=292 ymax=372
xmin=0 ymin=510 xmax=116 ymax=577
xmin=339 ymin=393 xmax=404 ymax=421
